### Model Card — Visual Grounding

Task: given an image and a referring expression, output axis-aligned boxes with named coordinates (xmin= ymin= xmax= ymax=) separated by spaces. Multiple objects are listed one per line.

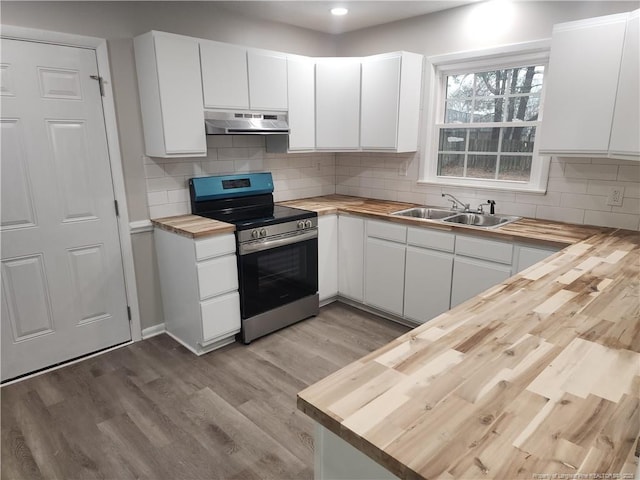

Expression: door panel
xmin=2 ymin=254 xmax=55 ymax=340
xmin=0 ymin=38 xmax=131 ymax=381
xmin=0 ymin=119 xmax=37 ymax=229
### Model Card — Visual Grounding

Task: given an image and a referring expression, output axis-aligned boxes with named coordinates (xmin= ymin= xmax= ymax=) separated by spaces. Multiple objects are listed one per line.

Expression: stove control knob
xmin=304 ymin=220 xmax=313 ymax=228
xmin=260 ymin=228 xmax=267 ymax=238
xmin=297 ymin=221 xmax=305 ymax=229
xmin=251 ymin=229 xmax=260 ymax=239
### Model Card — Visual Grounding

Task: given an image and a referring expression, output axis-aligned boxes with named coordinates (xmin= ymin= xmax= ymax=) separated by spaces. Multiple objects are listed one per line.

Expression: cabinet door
xmin=318 ymin=215 xmax=338 ymax=302
xmin=247 ymin=50 xmax=287 ymax=111
xmin=360 ymin=55 xmax=401 ymax=149
xmin=134 ymin=32 xmax=206 ymax=157
xmin=513 ymin=245 xmax=558 ymax=274
xmin=404 ymin=247 xmax=453 ymax=323
xmin=200 ymin=41 xmax=249 ymax=110
xmin=451 ymin=257 xmax=511 ymax=308
xmin=365 ymin=238 xmax=406 ymax=316
xmin=316 ymin=58 xmax=361 ymax=150
xmin=609 ymin=10 xmax=640 ymax=160
xmin=539 ymin=14 xmax=627 ymax=156
xmin=287 ymin=56 xmax=315 ymax=150
xmin=338 ymin=215 xmax=364 ymax=302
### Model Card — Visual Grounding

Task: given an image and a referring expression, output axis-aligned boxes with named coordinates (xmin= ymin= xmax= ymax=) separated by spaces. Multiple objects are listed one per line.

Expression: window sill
xmin=417 ymin=179 xmax=547 ymax=195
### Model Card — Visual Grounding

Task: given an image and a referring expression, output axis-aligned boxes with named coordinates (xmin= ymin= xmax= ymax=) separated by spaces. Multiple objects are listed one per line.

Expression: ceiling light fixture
xmin=331 ymin=7 xmax=349 ymax=16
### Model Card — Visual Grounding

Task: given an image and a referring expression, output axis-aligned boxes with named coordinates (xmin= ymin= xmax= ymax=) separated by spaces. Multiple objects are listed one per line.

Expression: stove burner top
xmin=200 ymin=205 xmax=316 ymax=230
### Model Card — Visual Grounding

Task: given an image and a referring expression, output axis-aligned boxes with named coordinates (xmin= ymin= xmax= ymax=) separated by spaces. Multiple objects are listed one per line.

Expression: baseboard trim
xmin=141 ymin=323 xmax=165 ymax=339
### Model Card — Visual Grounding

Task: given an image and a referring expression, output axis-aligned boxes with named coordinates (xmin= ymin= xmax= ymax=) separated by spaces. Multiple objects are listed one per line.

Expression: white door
xmin=1 ymin=38 xmax=131 ymax=381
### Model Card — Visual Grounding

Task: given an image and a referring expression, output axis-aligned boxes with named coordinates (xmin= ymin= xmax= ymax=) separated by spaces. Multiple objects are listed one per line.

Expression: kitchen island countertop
xmin=297 ymin=224 xmax=640 ymax=479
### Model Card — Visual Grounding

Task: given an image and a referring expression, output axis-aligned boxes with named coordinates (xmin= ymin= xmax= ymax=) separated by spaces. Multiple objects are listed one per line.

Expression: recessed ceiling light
xmin=331 ymin=7 xmax=349 ymax=16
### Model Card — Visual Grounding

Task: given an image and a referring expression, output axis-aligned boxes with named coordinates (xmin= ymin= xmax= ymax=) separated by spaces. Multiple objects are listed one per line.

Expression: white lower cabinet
xmin=513 ymin=244 xmax=559 ymax=273
xmin=155 ymin=229 xmax=241 ymax=354
xmin=365 ymin=237 xmax=406 ymax=316
xmin=318 ymin=215 xmax=338 ymax=303
xmin=403 ymin=227 xmax=455 ymax=323
xmin=332 ymin=216 xmax=562 ymax=326
xmin=451 ymin=257 xmax=512 ymax=307
xmin=404 ymin=247 xmax=454 ymax=324
xmin=338 ymin=215 xmax=365 ymax=302
xmin=451 ymin=235 xmax=513 ymax=307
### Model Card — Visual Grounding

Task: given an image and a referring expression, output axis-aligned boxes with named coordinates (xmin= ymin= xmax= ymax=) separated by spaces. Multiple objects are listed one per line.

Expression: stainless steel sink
xmin=442 ymin=213 xmax=520 ymax=228
xmin=391 ymin=206 xmax=521 ymax=229
xmin=391 ymin=207 xmax=456 ymax=220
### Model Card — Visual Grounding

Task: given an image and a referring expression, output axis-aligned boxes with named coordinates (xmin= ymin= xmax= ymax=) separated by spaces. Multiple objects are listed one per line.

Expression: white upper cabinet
xmin=316 ymin=58 xmax=361 ymax=150
xmin=200 ymin=41 xmax=250 ymax=110
xmin=287 ymin=56 xmax=316 ymax=150
xmin=247 ymin=50 xmax=288 ymax=111
xmin=360 ymin=52 xmax=423 ymax=152
xmin=200 ymin=42 xmax=288 ymax=111
xmin=134 ymin=31 xmax=206 ymax=157
xmin=539 ymin=11 xmax=638 ymax=160
xmin=609 ymin=10 xmax=640 ymax=160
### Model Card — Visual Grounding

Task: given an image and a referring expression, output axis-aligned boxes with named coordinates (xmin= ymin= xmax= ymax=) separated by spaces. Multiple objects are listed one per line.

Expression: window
xmin=421 ymin=42 xmax=551 ymax=193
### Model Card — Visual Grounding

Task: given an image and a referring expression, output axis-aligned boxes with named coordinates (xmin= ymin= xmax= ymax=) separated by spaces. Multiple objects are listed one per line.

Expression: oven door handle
xmin=239 ymin=229 xmax=318 ymax=255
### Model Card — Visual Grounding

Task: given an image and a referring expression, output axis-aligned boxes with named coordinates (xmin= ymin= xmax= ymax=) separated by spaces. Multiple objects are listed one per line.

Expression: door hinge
xmin=114 ymin=200 xmax=120 ymax=217
xmin=127 ymin=306 xmax=132 ymax=321
xmin=89 ymin=75 xmax=105 ymax=97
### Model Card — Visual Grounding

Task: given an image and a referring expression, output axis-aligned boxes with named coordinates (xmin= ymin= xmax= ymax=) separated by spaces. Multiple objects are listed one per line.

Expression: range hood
xmin=204 ymin=111 xmax=289 ymax=135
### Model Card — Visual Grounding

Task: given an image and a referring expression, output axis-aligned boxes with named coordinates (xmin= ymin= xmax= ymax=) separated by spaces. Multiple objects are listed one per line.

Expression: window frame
xmin=419 ymin=40 xmax=552 ymax=193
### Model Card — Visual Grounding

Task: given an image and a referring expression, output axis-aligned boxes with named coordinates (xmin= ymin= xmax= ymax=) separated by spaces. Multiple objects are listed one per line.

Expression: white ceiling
xmin=213 ymin=1 xmax=478 ymax=34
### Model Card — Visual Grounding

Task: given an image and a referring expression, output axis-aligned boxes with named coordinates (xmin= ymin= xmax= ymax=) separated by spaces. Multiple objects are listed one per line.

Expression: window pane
xmin=467 ymin=155 xmax=497 ymax=179
xmin=468 ymin=128 xmax=500 ymax=152
xmin=439 ymin=128 xmax=467 ymax=151
xmin=438 ymin=154 xmax=465 ymax=177
xmin=445 ymin=100 xmax=472 ymax=123
xmin=473 ymin=98 xmax=505 ymax=123
xmin=475 ymin=70 xmax=510 ymax=96
xmin=509 ymin=66 xmax=544 ymax=94
xmin=446 ymin=73 xmax=474 ymax=99
xmin=502 ymin=127 xmax=536 ymax=152
xmin=505 ymin=95 xmax=540 ymax=122
xmin=498 ymin=156 xmax=532 ymax=181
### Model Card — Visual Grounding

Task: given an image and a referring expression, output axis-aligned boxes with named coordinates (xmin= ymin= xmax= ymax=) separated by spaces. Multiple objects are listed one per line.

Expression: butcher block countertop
xmin=298 ymin=227 xmax=640 ymax=480
xmin=151 ymin=214 xmax=235 ymax=238
xmin=280 ymin=195 xmax=605 ymax=248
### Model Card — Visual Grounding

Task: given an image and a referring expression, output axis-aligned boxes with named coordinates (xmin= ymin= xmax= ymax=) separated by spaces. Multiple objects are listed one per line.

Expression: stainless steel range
xmin=189 ymin=172 xmax=319 ymax=343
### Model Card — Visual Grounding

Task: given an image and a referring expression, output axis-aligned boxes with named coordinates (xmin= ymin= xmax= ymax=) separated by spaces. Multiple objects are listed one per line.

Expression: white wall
xmin=334 ymin=1 xmax=640 ymax=230
xmin=1 ymin=1 xmax=338 ymax=330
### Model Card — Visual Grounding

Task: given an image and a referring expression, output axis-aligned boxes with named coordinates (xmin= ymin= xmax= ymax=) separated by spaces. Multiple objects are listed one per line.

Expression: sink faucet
xmin=477 ymin=200 xmax=496 ymax=214
xmin=442 ymin=193 xmax=470 ymax=212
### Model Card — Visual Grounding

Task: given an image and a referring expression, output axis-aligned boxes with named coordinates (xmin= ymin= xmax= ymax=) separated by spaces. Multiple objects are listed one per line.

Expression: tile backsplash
xmin=144 ymin=135 xmax=336 ymax=219
xmin=143 ymin=137 xmax=640 ymax=231
xmin=335 ymin=153 xmax=640 ymax=230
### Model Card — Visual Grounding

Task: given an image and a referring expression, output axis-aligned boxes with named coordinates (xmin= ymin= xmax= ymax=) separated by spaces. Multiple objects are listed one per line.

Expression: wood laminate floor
xmin=1 ymin=303 xmax=409 ymax=480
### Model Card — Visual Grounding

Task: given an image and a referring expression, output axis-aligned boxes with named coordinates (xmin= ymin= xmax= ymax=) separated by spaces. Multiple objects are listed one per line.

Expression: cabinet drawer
xmin=195 ymin=234 xmax=236 ymax=261
xmin=455 ymin=235 xmax=513 ymax=265
xmin=197 ymin=255 xmax=238 ymax=300
xmin=367 ymin=220 xmax=407 ymax=243
xmin=407 ymin=227 xmax=454 ymax=253
xmin=200 ymin=291 xmax=241 ymax=344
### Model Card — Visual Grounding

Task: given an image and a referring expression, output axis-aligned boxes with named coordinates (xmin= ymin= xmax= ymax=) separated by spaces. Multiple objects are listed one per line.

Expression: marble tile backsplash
xmin=335 ymin=153 xmax=640 ymax=231
xmin=144 ymin=135 xmax=336 ymax=219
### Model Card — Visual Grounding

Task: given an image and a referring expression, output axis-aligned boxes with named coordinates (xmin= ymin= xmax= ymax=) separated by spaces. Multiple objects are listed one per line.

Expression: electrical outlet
xmin=606 ymin=187 xmax=624 ymax=206
xmin=398 ymin=160 xmax=408 ymax=177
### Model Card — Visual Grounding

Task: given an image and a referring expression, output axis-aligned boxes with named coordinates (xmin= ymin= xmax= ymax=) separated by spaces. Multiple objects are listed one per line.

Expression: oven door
xmin=237 ymin=230 xmax=318 ymax=319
